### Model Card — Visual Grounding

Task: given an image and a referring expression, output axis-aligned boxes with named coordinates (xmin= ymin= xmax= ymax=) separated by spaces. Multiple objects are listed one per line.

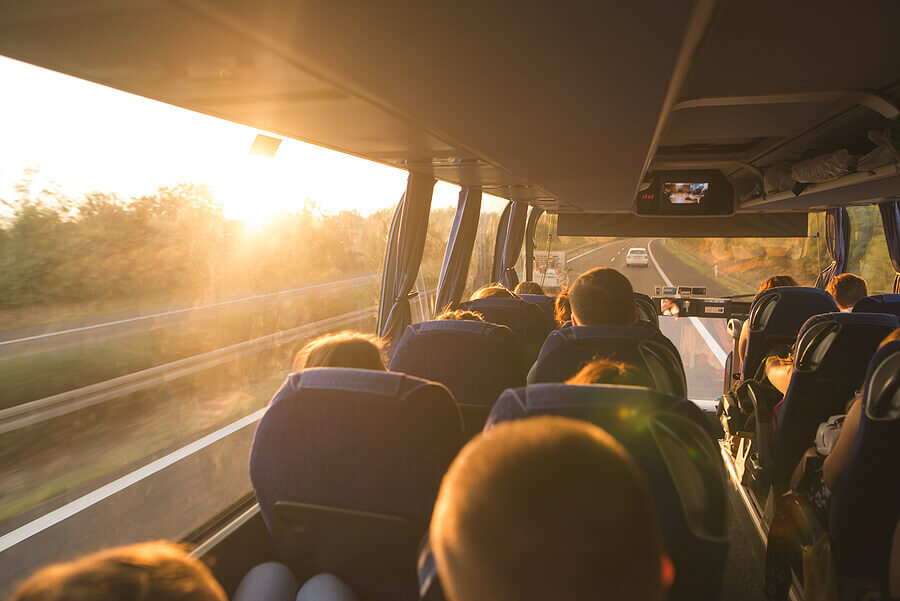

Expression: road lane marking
xmin=647 ymin=240 xmax=727 ymax=368
xmin=0 ymin=408 xmax=266 ymax=553
xmin=566 ymin=240 xmax=621 ymax=263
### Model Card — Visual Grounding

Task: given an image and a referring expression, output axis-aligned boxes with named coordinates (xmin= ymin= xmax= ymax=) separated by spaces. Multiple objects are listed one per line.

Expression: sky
xmin=0 ymin=55 xmax=507 ymax=222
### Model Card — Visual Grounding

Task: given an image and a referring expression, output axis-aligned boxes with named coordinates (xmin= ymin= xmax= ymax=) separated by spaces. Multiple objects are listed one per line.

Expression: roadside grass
xmin=660 ymin=241 xmax=755 ymax=295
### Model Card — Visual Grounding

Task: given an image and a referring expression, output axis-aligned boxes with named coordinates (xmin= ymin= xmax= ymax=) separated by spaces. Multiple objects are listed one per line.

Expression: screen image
xmin=663 ymin=182 xmax=709 ymax=205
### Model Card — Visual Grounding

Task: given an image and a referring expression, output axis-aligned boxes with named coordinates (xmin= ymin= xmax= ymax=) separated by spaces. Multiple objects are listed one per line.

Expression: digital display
xmin=663 ymin=182 xmax=709 ymax=205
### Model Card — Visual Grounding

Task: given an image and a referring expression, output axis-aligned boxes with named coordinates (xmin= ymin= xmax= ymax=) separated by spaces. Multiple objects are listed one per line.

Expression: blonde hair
xmin=566 ymin=358 xmax=652 ymax=387
xmin=470 ymin=285 xmax=519 ymax=300
xmin=759 ymin=275 xmax=798 ymax=292
xmin=436 ymin=309 xmax=485 ymax=322
xmin=555 ymin=288 xmax=572 ymax=326
xmin=514 ymin=281 xmax=545 ymax=295
xmin=9 ymin=542 xmax=225 ymax=601
xmin=293 ymin=331 xmax=386 ymax=371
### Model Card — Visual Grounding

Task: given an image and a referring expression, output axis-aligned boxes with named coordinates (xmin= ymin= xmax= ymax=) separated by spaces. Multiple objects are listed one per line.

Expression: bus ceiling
xmin=0 ymin=1 xmax=897 ymax=214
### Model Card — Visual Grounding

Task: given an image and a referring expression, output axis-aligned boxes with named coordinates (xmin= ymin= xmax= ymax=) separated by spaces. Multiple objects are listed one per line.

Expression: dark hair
xmin=514 ymin=281 xmax=545 ymax=295
xmin=9 ymin=542 xmax=225 ymax=601
xmin=436 ymin=309 xmax=485 ymax=322
xmin=759 ymin=275 xmax=798 ymax=292
xmin=566 ymin=358 xmax=652 ymax=387
xmin=555 ymin=288 xmax=572 ymax=326
xmin=431 ymin=417 xmax=664 ymax=601
xmin=471 ymin=284 xmax=519 ymax=300
xmin=826 ymin=273 xmax=868 ymax=309
xmin=568 ymin=268 xmax=635 ymax=326
xmin=293 ymin=331 xmax=386 ymax=371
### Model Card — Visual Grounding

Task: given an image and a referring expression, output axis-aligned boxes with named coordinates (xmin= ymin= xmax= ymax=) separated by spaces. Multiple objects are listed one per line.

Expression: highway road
xmin=0 ymin=240 xmax=742 ymax=594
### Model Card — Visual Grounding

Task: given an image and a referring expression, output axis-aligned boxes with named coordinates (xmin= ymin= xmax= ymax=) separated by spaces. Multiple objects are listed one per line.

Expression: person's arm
xmin=822 ymin=398 xmax=862 ymax=489
xmin=738 ymin=320 xmax=750 ymax=363
xmin=789 ymin=446 xmax=819 ymax=491
xmin=765 ymin=358 xmax=793 ymax=395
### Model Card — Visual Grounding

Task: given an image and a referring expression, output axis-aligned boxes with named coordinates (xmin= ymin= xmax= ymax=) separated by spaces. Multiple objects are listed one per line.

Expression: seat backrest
xmin=517 ymin=293 xmax=558 ymax=326
xmin=741 ymin=287 xmax=839 ymax=380
xmin=458 ymin=297 xmax=552 ymax=366
xmin=389 ymin=320 xmax=524 ymax=436
xmin=251 ymin=368 xmax=464 ymax=532
xmin=634 ymin=292 xmax=660 ymax=329
xmin=530 ymin=324 xmax=686 ymax=397
xmin=830 ymin=340 xmax=900 ymax=593
xmin=852 ymin=293 xmax=900 ymax=317
xmin=485 ymin=384 xmax=729 ymax=601
xmin=772 ymin=312 xmax=898 ymax=489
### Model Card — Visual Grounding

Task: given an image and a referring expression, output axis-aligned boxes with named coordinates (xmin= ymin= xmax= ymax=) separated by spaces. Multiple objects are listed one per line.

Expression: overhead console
xmin=635 ymin=170 xmax=734 ymax=217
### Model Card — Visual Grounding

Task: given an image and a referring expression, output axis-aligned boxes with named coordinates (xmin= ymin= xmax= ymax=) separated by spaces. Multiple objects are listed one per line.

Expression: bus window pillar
xmin=815 ymin=207 xmax=850 ymax=289
xmin=878 ymin=198 xmax=900 ymax=293
xmin=377 ymin=171 xmax=435 ymax=346
xmin=524 ymin=207 xmax=545 ymax=282
xmin=433 ymin=186 xmax=482 ymax=316
xmin=491 ymin=201 xmax=528 ymax=289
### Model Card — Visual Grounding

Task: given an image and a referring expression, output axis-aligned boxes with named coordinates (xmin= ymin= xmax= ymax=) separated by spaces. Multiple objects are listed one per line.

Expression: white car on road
xmin=625 ymin=247 xmax=649 ymax=267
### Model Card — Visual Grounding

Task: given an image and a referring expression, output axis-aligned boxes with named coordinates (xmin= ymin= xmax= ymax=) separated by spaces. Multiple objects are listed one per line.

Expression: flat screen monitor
xmin=663 ymin=182 xmax=709 ymax=205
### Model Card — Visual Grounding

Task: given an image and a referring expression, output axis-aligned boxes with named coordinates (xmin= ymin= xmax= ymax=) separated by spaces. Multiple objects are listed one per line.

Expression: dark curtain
xmin=376 ymin=172 xmax=435 ymax=345
xmin=433 ymin=186 xmax=482 ymax=315
xmin=492 ymin=202 xmax=529 ymax=289
xmin=878 ymin=199 xmax=900 ymax=293
xmin=524 ymin=207 xmax=545 ymax=282
xmin=815 ymin=207 xmax=850 ymax=289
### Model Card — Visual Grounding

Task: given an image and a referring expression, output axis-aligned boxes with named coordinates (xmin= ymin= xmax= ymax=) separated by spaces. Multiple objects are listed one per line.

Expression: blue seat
xmin=741 ymin=287 xmax=839 ymax=381
xmin=852 ymin=293 xmax=900 ymax=317
xmin=458 ymin=297 xmax=552 ymax=367
xmin=485 ymin=384 xmax=729 ymax=601
xmin=517 ymin=293 xmax=557 ymax=326
xmin=772 ymin=312 xmax=898 ymax=490
xmin=830 ymin=340 xmax=900 ymax=594
xmin=250 ymin=368 xmax=465 ymax=601
xmin=529 ymin=324 xmax=686 ymax=397
xmin=389 ymin=320 xmax=524 ymax=436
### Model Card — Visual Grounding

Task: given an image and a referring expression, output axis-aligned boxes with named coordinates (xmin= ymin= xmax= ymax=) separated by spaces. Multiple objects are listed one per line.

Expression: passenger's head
xmin=566 ymin=358 xmax=653 ymax=388
xmin=555 ymin=288 xmax=572 ymax=325
xmin=759 ymin=275 xmax=798 ymax=292
xmin=293 ymin=331 xmax=386 ymax=371
xmin=568 ymin=267 xmax=636 ymax=326
xmin=9 ymin=542 xmax=226 ymax=601
xmin=826 ymin=273 xmax=868 ymax=311
xmin=470 ymin=284 xmax=519 ymax=300
xmin=431 ymin=416 xmax=667 ymax=601
xmin=514 ymin=281 xmax=545 ymax=295
xmin=436 ymin=309 xmax=485 ymax=322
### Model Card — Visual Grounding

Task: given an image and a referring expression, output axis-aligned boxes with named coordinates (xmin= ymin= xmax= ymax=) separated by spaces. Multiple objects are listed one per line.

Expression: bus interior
xmin=0 ymin=2 xmax=899 ymax=600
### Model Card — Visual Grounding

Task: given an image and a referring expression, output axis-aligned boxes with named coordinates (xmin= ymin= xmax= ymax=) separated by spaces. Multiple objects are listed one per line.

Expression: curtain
xmin=815 ymin=207 xmax=850 ymax=289
xmin=878 ymin=199 xmax=900 ymax=293
xmin=490 ymin=203 xmax=511 ymax=283
xmin=376 ymin=172 xmax=435 ymax=345
xmin=524 ymin=207 xmax=545 ymax=282
xmin=433 ymin=186 xmax=482 ymax=315
xmin=492 ymin=202 xmax=529 ymax=289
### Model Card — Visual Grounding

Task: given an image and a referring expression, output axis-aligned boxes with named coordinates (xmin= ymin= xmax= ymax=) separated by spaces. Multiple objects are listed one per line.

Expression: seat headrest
xmin=749 ymin=286 xmax=839 ymax=333
xmin=517 ymin=294 xmax=554 ymax=305
xmin=864 ymin=340 xmax=900 ymax=421
xmin=408 ymin=319 xmax=503 ymax=336
xmin=461 ymin=297 xmax=533 ymax=309
xmin=793 ymin=312 xmax=899 ymax=373
xmin=852 ymin=294 xmax=900 ymax=317
xmin=290 ymin=367 xmax=421 ymax=398
xmin=558 ymin=323 xmax=659 ymax=341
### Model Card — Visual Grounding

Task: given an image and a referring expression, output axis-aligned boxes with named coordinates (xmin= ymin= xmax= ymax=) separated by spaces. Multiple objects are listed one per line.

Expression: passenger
xmin=555 ymin=287 xmax=572 ymax=326
xmin=789 ymin=327 xmax=900 ymax=522
xmin=566 ymin=358 xmax=653 ymax=388
xmin=826 ymin=273 xmax=868 ymax=311
xmin=8 ymin=542 xmax=227 ymax=601
xmin=292 ymin=331 xmax=386 ymax=371
xmin=514 ymin=281 xmax=545 ymax=295
xmin=435 ymin=309 xmax=485 ymax=321
xmin=738 ymin=275 xmax=799 ymax=365
xmin=430 ymin=416 xmax=672 ymax=601
xmin=568 ymin=267 xmax=637 ymax=326
xmin=469 ymin=284 xmax=519 ymax=300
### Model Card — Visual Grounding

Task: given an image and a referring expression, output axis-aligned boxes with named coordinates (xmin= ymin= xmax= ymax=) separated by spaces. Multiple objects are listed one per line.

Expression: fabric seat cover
xmin=852 ymin=293 xmax=900 ymax=317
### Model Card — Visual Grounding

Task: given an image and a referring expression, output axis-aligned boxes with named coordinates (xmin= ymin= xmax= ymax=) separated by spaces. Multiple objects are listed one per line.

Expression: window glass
xmin=846 ymin=205 xmax=893 ymax=294
xmin=464 ymin=194 xmax=507 ymax=298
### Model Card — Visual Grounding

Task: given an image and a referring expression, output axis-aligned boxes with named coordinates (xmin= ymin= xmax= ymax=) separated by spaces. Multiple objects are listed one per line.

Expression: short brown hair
xmin=514 ymin=281 xmax=545 ymax=295
xmin=555 ymin=288 xmax=572 ymax=325
xmin=431 ymin=417 xmax=664 ymax=601
xmin=759 ymin=275 xmax=798 ymax=292
xmin=9 ymin=542 xmax=225 ymax=601
xmin=568 ymin=268 xmax=636 ymax=326
xmin=566 ymin=358 xmax=652 ymax=387
xmin=293 ymin=331 xmax=386 ymax=371
xmin=826 ymin=273 xmax=868 ymax=310
xmin=470 ymin=285 xmax=519 ymax=300
xmin=436 ymin=309 xmax=485 ymax=322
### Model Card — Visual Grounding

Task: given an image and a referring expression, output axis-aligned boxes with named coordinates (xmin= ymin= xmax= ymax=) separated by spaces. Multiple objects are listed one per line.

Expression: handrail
xmin=674 ymin=89 xmax=900 ymax=120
